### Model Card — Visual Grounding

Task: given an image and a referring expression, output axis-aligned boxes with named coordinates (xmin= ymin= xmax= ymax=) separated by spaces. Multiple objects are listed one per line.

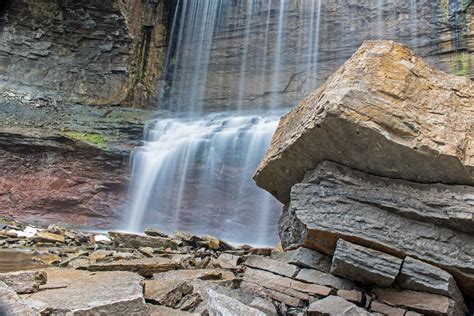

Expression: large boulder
xmin=254 ymin=40 xmax=474 ymax=204
xmin=280 ymin=161 xmax=474 ymax=298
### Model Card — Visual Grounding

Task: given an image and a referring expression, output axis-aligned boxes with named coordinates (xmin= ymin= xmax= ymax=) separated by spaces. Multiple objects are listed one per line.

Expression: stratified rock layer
xmin=254 ymin=40 xmax=474 ymax=204
xmin=280 ymin=161 xmax=474 ymax=297
xmin=330 ymin=240 xmax=403 ymax=287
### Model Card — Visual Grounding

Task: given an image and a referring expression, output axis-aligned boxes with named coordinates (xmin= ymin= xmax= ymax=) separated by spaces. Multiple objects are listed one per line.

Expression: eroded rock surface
xmin=23 ymin=269 xmax=148 ymax=315
xmin=255 ymin=40 xmax=474 ymax=203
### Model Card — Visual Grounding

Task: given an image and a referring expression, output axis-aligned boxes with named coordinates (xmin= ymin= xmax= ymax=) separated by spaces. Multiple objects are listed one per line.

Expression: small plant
xmin=64 ymin=131 xmax=108 ymax=149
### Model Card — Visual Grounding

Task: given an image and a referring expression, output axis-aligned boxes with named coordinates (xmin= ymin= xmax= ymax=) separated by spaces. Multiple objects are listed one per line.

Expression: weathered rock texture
xmin=255 ymin=40 xmax=474 ymax=203
xmin=173 ymin=0 xmax=473 ymax=111
xmin=330 ymin=240 xmax=403 ymax=288
xmin=23 ymin=269 xmax=148 ymax=315
xmin=0 ymin=0 xmax=170 ymax=108
xmin=0 ymin=270 xmax=47 ymax=294
xmin=280 ymin=161 xmax=474 ymax=297
xmin=397 ymin=257 xmax=465 ymax=304
xmin=0 ymin=102 xmax=152 ymax=227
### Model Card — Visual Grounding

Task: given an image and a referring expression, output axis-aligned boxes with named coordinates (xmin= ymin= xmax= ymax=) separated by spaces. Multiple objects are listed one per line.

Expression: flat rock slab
xmin=271 ymin=247 xmax=331 ymax=272
xmin=0 ymin=281 xmax=38 ymax=315
xmin=282 ymin=161 xmax=474 ymax=298
xmin=109 ymin=231 xmax=178 ymax=249
xmin=81 ymin=257 xmax=181 ymax=277
xmin=153 ymin=269 xmax=235 ymax=285
xmin=244 ymin=254 xmax=299 ymax=278
xmin=242 ymin=267 xmax=332 ymax=307
xmin=34 ymin=231 xmax=65 ymax=243
xmin=307 ymin=295 xmax=373 ymax=316
xmin=207 ymin=289 xmax=266 ymax=316
xmin=372 ymin=289 xmax=465 ymax=316
xmin=0 ymin=270 xmax=47 ymax=294
xmin=330 ymin=239 xmax=403 ymax=287
xmin=254 ymin=40 xmax=474 ymax=204
xmin=397 ymin=257 xmax=465 ymax=305
xmin=22 ymin=269 xmax=147 ymax=315
xmin=295 ymin=268 xmax=355 ymax=290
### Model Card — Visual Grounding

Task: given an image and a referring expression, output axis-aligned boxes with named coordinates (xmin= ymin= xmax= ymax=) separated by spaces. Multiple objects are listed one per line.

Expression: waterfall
xmin=126 ymin=0 xmax=325 ymax=245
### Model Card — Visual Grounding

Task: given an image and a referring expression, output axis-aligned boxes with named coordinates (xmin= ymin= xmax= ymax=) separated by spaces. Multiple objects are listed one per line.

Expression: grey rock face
xmin=0 ymin=270 xmax=47 ymax=294
xmin=271 ymin=247 xmax=331 ymax=272
xmin=330 ymin=240 xmax=403 ymax=287
xmin=0 ymin=0 xmax=169 ymax=108
xmin=397 ymin=257 xmax=465 ymax=304
xmin=176 ymin=1 xmax=473 ymax=111
xmin=280 ymin=161 xmax=474 ymax=298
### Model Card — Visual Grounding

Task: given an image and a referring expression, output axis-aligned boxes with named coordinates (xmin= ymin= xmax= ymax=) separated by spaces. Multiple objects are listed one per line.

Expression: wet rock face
xmin=173 ymin=0 xmax=473 ymax=111
xmin=0 ymin=0 xmax=169 ymax=108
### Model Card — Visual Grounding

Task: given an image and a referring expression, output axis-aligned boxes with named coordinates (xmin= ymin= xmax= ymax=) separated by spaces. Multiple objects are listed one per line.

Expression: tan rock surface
xmin=254 ymin=40 xmax=474 ymax=204
xmin=23 ymin=269 xmax=147 ymax=315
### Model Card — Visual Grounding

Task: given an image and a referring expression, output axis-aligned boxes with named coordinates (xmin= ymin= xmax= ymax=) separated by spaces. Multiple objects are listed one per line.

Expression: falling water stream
xmin=125 ymin=0 xmax=445 ymax=245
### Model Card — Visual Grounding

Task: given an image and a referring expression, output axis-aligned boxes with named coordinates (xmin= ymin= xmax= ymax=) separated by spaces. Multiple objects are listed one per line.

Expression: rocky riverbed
xmin=1 ymin=217 xmax=471 ymax=316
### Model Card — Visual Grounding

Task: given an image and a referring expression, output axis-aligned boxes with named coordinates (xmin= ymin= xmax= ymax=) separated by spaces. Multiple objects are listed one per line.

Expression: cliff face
xmin=169 ymin=0 xmax=473 ymax=111
xmin=0 ymin=0 xmax=170 ymax=108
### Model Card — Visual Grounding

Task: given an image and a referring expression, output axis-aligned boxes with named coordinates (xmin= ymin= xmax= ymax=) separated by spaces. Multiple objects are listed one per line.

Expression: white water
xmin=125 ymin=0 xmax=326 ymax=245
xmin=127 ymin=113 xmax=281 ymax=245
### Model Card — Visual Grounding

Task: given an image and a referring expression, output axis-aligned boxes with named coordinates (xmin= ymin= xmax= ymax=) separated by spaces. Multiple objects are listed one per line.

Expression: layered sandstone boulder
xmin=254 ymin=40 xmax=474 ymax=204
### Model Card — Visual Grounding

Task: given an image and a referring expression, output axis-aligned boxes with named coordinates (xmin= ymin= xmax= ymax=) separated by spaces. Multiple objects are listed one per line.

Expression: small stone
xmin=215 ymin=253 xmax=242 ymax=269
xmin=176 ymin=293 xmax=203 ymax=311
xmin=307 ymin=295 xmax=372 ymax=316
xmin=337 ymin=289 xmax=364 ymax=305
xmin=370 ymin=301 xmax=406 ymax=316
xmin=138 ymin=247 xmax=155 ymax=258
xmin=330 ymin=240 xmax=402 ymax=287
xmin=34 ymin=231 xmax=65 ymax=244
xmin=249 ymin=297 xmax=278 ymax=315
xmin=33 ymin=253 xmax=61 ymax=265
xmin=244 ymin=254 xmax=299 ymax=278
xmin=0 ymin=270 xmax=47 ymax=294
xmin=144 ymin=228 xmax=169 ymax=238
xmin=207 ymin=289 xmax=266 ymax=316
xmin=272 ymin=247 xmax=331 ymax=272
xmin=94 ymin=234 xmax=111 ymax=244
xmin=144 ymin=280 xmax=193 ymax=307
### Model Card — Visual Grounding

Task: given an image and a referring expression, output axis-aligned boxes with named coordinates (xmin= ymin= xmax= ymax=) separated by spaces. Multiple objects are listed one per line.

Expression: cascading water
xmin=126 ymin=0 xmax=324 ymax=245
xmin=126 ymin=0 xmax=445 ymax=245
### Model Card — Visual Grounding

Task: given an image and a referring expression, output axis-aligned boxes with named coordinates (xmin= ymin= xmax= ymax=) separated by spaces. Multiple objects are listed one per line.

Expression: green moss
xmin=452 ymin=52 xmax=469 ymax=76
xmin=63 ymin=131 xmax=108 ymax=149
